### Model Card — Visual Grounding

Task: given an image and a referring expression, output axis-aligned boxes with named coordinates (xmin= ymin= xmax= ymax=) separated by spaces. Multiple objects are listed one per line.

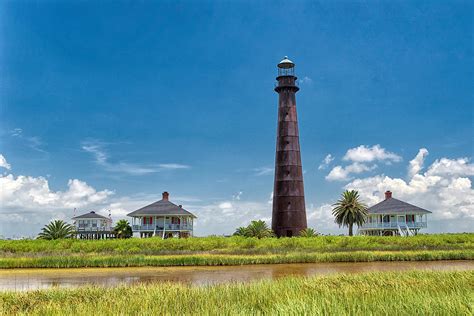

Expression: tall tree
xmin=332 ymin=190 xmax=368 ymax=236
xmin=37 ymin=220 xmax=76 ymax=240
xmin=114 ymin=219 xmax=133 ymax=238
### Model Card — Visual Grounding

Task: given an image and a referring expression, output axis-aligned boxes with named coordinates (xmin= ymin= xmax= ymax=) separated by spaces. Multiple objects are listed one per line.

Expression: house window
xmin=171 ymin=217 xmax=180 ymax=224
xmin=143 ymin=217 xmax=153 ymax=225
xmin=406 ymin=215 xmax=415 ymax=222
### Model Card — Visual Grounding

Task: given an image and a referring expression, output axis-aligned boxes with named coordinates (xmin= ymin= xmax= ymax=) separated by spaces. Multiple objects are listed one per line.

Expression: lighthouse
xmin=272 ymin=56 xmax=307 ymax=237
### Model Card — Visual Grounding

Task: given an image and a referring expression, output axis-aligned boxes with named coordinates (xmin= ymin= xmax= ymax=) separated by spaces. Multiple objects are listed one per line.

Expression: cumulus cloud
xmin=318 ymin=154 xmax=334 ymax=170
xmin=0 ymin=175 xmax=113 ymax=210
xmin=408 ymin=148 xmax=429 ymax=178
xmin=426 ymin=158 xmax=474 ymax=177
xmin=193 ymin=198 xmax=271 ymax=235
xmin=307 ymin=203 xmax=340 ymax=234
xmin=0 ymin=170 xmax=115 ymax=238
xmin=343 ymin=145 xmax=402 ymax=163
xmin=326 ymin=162 xmax=377 ymax=181
xmin=0 ymin=154 xmax=11 ymax=170
xmin=344 ymin=150 xmax=474 ymax=226
xmin=82 ymin=140 xmax=190 ymax=175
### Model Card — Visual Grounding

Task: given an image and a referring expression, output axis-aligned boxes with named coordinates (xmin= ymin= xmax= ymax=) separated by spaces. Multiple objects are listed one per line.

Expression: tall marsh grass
xmin=1 ymin=271 xmax=472 ymax=315
xmin=1 ymin=250 xmax=472 ymax=269
xmin=1 ymin=234 xmax=472 ymax=256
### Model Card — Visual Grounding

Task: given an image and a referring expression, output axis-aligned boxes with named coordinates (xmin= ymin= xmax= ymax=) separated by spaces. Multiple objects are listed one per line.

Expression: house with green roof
xmin=358 ymin=191 xmax=431 ymax=236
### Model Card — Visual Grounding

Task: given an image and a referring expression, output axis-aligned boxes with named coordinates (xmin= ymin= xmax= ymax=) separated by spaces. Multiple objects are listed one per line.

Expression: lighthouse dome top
xmin=278 ymin=56 xmax=295 ymax=69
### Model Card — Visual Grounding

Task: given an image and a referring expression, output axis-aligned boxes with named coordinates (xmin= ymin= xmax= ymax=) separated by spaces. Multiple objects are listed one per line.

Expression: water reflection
xmin=1 ymin=260 xmax=472 ymax=292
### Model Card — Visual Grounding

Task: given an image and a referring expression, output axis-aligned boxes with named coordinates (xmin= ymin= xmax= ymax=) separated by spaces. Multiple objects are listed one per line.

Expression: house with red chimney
xmin=127 ymin=192 xmax=196 ymax=238
xmin=358 ymin=191 xmax=431 ymax=236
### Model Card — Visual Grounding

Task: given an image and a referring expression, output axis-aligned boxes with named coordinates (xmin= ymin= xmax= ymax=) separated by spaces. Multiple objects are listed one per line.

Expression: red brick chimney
xmin=385 ymin=191 xmax=392 ymax=200
xmin=162 ymin=191 xmax=169 ymax=201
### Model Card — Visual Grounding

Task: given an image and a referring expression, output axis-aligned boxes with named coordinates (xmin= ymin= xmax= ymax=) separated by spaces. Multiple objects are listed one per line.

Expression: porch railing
xmin=76 ymin=226 xmax=111 ymax=232
xmin=132 ymin=224 xmax=193 ymax=231
xmin=360 ymin=222 xmax=427 ymax=229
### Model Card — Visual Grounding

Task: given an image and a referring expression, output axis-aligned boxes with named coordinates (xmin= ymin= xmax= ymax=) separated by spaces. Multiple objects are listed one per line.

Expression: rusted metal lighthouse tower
xmin=272 ymin=56 xmax=307 ymax=237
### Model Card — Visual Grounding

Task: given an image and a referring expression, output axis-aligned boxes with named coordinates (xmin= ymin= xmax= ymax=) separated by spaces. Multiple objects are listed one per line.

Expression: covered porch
xmin=130 ymin=215 xmax=194 ymax=238
xmin=359 ymin=213 xmax=428 ymax=236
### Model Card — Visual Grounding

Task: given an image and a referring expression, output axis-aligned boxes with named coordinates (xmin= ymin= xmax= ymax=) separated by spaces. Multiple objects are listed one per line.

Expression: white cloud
xmin=10 ymin=128 xmax=23 ymax=137
xmin=0 ymin=154 xmax=11 ymax=170
xmin=9 ymin=128 xmax=46 ymax=153
xmin=158 ymin=163 xmax=190 ymax=170
xmin=344 ymin=150 xmax=474 ymax=227
xmin=268 ymin=192 xmax=273 ymax=204
xmin=232 ymin=191 xmax=243 ymax=201
xmin=193 ymin=198 xmax=271 ymax=235
xmin=299 ymin=76 xmax=313 ymax=84
xmin=318 ymin=154 xmax=334 ymax=170
xmin=253 ymin=167 xmax=273 ymax=176
xmin=408 ymin=148 xmax=429 ymax=178
xmin=326 ymin=162 xmax=376 ymax=181
xmin=0 ymin=174 xmax=113 ymax=210
xmin=343 ymin=145 xmax=402 ymax=163
xmin=218 ymin=202 xmax=233 ymax=209
xmin=0 ymin=170 xmax=115 ymax=238
xmin=82 ymin=140 xmax=190 ymax=175
xmin=426 ymin=157 xmax=474 ymax=177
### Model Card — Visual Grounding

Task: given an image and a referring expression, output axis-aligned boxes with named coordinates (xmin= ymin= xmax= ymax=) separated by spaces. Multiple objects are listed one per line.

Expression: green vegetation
xmin=2 ymin=234 xmax=470 ymax=256
xmin=299 ymin=227 xmax=319 ymax=237
xmin=1 ymin=271 xmax=472 ymax=315
xmin=37 ymin=220 xmax=75 ymax=240
xmin=332 ymin=190 xmax=368 ymax=236
xmin=0 ymin=234 xmax=472 ymax=268
xmin=1 ymin=250 xmax=471 ymax=269
xmin=113 ymin=219 xmax=132 ymax=239
xmin=233 ymin=220 xmax=274 ymax=238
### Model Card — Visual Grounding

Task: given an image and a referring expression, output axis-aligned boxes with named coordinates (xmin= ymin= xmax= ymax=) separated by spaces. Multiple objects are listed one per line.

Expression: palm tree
xmin=234 ymin=226 xmax=249 ymax=237
xmin=299 ymin=228 xmax=318 ymax=237
xmin=245 ymin=220 xmax=274 ymax=239
xmin=37 ymin=220 xmax=76 ymax=240
xmin=114 ymin=219 xmax=133 ymax=239
xmin=332 ymin=190 xmax=368 ymax=236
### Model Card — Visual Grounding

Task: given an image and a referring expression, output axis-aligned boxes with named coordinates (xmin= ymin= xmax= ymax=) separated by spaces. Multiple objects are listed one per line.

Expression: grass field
xmin=1 ymin=270 xmax=472 ymax=315
xmin=2 ymin=234 xmax=472 ymax=255
xmin=1 ymin=250 xmax=472 ymax=269
xmin=1 ymin=234 xmax=472 ymax=269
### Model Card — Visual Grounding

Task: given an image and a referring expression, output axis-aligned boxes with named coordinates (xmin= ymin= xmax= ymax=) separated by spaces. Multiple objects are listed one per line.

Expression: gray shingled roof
xmin=368 ymin=197 xmax=431 ymax=214
xmin=127 ymin=200 xmax=197 ymax=218
xmin=72 ymin=211 xmax=109 ymax=220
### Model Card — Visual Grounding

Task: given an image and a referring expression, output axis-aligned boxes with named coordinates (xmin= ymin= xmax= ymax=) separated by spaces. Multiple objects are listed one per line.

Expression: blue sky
xmin=1 ymin=1 xmax=473 ymax=238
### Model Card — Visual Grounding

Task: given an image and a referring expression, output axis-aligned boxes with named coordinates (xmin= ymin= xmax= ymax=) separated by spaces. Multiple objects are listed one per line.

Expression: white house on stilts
xmin=72 ymin=211 xmax=114 ymax=239
xmin=127 ymin=192 xmax=196 ymax=238
xmin=359 ymin=191 xmax=431 ymax=236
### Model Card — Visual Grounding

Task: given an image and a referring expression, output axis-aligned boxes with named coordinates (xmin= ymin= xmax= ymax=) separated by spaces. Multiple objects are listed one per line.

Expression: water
xmin=0 ymin=260 xmax=472 ymax=292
